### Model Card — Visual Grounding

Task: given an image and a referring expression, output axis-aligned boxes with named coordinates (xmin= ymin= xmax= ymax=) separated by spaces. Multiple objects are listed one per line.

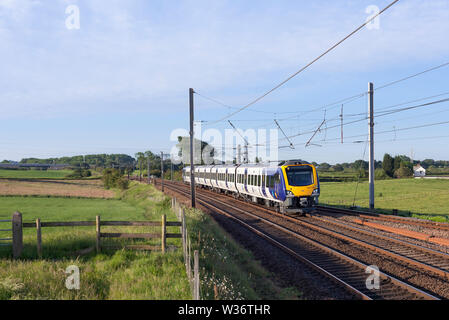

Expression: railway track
xmin=157 ymin=180 xmax=440 ymax=300
xmin=166 ymin=180 xmax=449 ymax=282
xmin=317 ymin=205 xmax=449 ymax=232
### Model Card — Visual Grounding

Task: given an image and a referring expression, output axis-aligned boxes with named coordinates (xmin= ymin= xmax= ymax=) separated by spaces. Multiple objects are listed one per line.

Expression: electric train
xmin=182 ymin=160 xmax=320 ymax=214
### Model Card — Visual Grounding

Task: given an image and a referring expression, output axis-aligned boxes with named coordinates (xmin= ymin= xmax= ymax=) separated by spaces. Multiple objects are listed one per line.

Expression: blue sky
xmin=1 ymin=0 xmax=449 ymax=164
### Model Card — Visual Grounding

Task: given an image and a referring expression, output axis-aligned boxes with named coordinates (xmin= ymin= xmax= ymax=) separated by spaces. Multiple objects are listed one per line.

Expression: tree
xmin=375 ymin=168 xmax=389 ymax=180
xmin=176 ymin=136 xmax=216 ymax=165
xmin=394 ymin=163 xmax=413 ymax=179
xmin=333 ymin=164 xmax=344 ymax=172
xmin=393 ymin=155 xmax=402 ymax=171
xmin=353 ymin=160 xmax=368 ymax=170
xmin=318 ymin=163 xmax=331 ymax=171
xmin=421 ymin=159 xmax=435 ymax=169
xmin=382 ymin=154 xmax=394 ymax=177
xmin=135 ymin=152 xmax=145 ymax=181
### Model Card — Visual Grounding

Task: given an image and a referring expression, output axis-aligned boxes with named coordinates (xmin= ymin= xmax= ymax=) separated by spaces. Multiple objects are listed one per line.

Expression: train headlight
xmin=312 ymin=188 xmax=320 ymax=195
xmin=286 ymin=190 xmax=294 ymax=196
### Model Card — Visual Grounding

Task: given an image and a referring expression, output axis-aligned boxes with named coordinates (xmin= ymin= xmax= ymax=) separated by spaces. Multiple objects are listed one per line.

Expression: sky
xmin=1 ymin=0 xmax=449 ymax=164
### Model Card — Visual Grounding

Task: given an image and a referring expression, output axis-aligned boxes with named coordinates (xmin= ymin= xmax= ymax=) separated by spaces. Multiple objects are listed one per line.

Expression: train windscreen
xmin=285 ymin=166 xmax=314 ymax=186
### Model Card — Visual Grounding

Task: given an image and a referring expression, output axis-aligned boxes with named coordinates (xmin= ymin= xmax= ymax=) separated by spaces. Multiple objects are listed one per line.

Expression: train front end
xmin=280 ymin=160 xmax=319 ymax=214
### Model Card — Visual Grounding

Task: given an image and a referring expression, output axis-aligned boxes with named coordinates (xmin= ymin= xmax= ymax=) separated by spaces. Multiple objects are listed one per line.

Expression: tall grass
xmin=0 ymin=182 xmax=299 ymax=299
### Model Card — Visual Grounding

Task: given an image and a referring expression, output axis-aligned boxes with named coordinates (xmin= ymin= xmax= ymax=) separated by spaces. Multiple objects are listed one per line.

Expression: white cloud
xmin=0 ymin=0 xmax=448 ymax=119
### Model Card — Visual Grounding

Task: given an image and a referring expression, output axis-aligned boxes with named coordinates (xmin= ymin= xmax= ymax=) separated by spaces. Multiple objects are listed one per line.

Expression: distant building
xmin=413 ymin=164 xmax=426 ymax=177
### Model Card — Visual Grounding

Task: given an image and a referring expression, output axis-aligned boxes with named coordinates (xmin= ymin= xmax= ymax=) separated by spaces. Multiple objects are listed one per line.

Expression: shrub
xmin=67 ymin=168 xmax=91 ymax=179
xmin=102 ymin=168 xmax=128 ymax=190
xmin=116 ymin=177 xmax=129 ymax=190
xmin=394 ymin=165 xmax=413 ymax=179
xmin=375 ymin=168 xmax=389 ymax=180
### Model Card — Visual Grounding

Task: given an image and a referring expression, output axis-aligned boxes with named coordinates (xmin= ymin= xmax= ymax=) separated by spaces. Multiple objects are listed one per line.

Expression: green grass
xmin=0 ymin=169 xmax=74 ymax=179
xmin=0 ymin=183 xmax=190 ymax=299
xmin=183 ymin=207 xmax=302 ymax=300
xmin=320 ymin=178 xmax=449 ymax=222
xmin=0 ymin=182 xmax=296 ymax=299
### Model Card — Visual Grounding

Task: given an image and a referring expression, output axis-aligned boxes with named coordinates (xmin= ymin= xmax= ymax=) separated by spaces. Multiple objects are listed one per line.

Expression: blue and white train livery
xmin=182 ymin=160 xmax=320 ymax=214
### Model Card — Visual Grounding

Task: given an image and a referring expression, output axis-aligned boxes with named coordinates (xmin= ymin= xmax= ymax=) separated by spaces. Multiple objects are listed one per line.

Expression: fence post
xmin=161 ymin=214 xmax=166 ymax=253
xmin=187 ymin=237 xmax=191 ymax=280
xmin=36 ymin=218 xmax=42 ymax=258
xmin=96 ymin=215 xmax=101 ymax=253
xmin=181 ymin=209 xmax=186 ymax=252
xmin=12 ymin=211 xmax=22 ymax=259
xmin=193 ymin=250 xmax=200 ymax=300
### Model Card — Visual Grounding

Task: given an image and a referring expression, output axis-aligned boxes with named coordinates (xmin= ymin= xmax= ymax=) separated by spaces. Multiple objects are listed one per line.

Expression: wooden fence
xmin=3 ymin=197 xmax=200 ymax=300
xmin=6 ymin=212 xmax=183 ymax=258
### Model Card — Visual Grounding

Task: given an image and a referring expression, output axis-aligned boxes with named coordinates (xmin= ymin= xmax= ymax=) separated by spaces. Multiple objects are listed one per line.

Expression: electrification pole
xmin=189 ymin=88 xmax=196 ymax=208
xmin=237 ymin=144 xmax=241 ymax=164
xmin=244 ymin=144 xmax=248 ymax=164
xmin=368 ymin=82 xmax=375 ymax=210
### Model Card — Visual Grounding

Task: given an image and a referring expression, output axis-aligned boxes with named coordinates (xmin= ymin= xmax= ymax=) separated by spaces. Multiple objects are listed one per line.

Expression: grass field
xmin=0 ymin=181 xmax=295 ymax=299
xmin=320 ymin=178 xmax=449 ymax=221
xmin=0 ymin=183 xmax=190 ymax=299
xmin=0 ymin=179 xmax=116 ymax=198
xmin=0 ymin=169 xmax=74 ymax=179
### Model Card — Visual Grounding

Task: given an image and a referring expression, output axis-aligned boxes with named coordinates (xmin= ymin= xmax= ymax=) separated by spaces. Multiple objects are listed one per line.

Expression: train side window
xmin=274 ymin=173 xmax=280 ymax=184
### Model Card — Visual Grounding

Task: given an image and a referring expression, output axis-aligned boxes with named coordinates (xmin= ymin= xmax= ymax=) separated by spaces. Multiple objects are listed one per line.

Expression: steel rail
xmin=317 ymin=205 xmax=449 ymax=231
xmin=162 ymin=182 xmax=439 ymax=300
xmin=309 ymin=214 xmax=449 ymax=260
xmin=175 ymin=180 xmax=449 ymax=278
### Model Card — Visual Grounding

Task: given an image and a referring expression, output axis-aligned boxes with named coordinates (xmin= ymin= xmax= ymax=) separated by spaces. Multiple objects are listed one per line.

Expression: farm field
xmin=0 ymin=182 xmax=292 ymax=300
xmin=0 ymin=179 xmax=116 ymax=198
xmin=320 ymin=178 xmax=449 ymax=221
xmin=0 ymin=169 xmax=74 ymax=179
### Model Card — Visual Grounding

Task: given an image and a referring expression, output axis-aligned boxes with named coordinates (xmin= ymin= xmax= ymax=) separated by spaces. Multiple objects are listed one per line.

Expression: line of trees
xmin=18 ymin=154 xmax=135 ymax=168
xmin=316 ymin=153 xmax=417 ymax=179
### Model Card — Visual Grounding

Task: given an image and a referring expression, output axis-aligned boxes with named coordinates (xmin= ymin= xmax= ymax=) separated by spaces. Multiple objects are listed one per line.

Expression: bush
xmin=102 ymin=168 xmax=129 ymax=190
xmin=116 ymin=177 xmax=129 ymax=190
xmin=394 ymin=166 xmax=413 ymax=179
xmin=67 ymin=168 xmax=91 ymax=179
xmin=375 ymin=168 xmax=389 ymax=180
